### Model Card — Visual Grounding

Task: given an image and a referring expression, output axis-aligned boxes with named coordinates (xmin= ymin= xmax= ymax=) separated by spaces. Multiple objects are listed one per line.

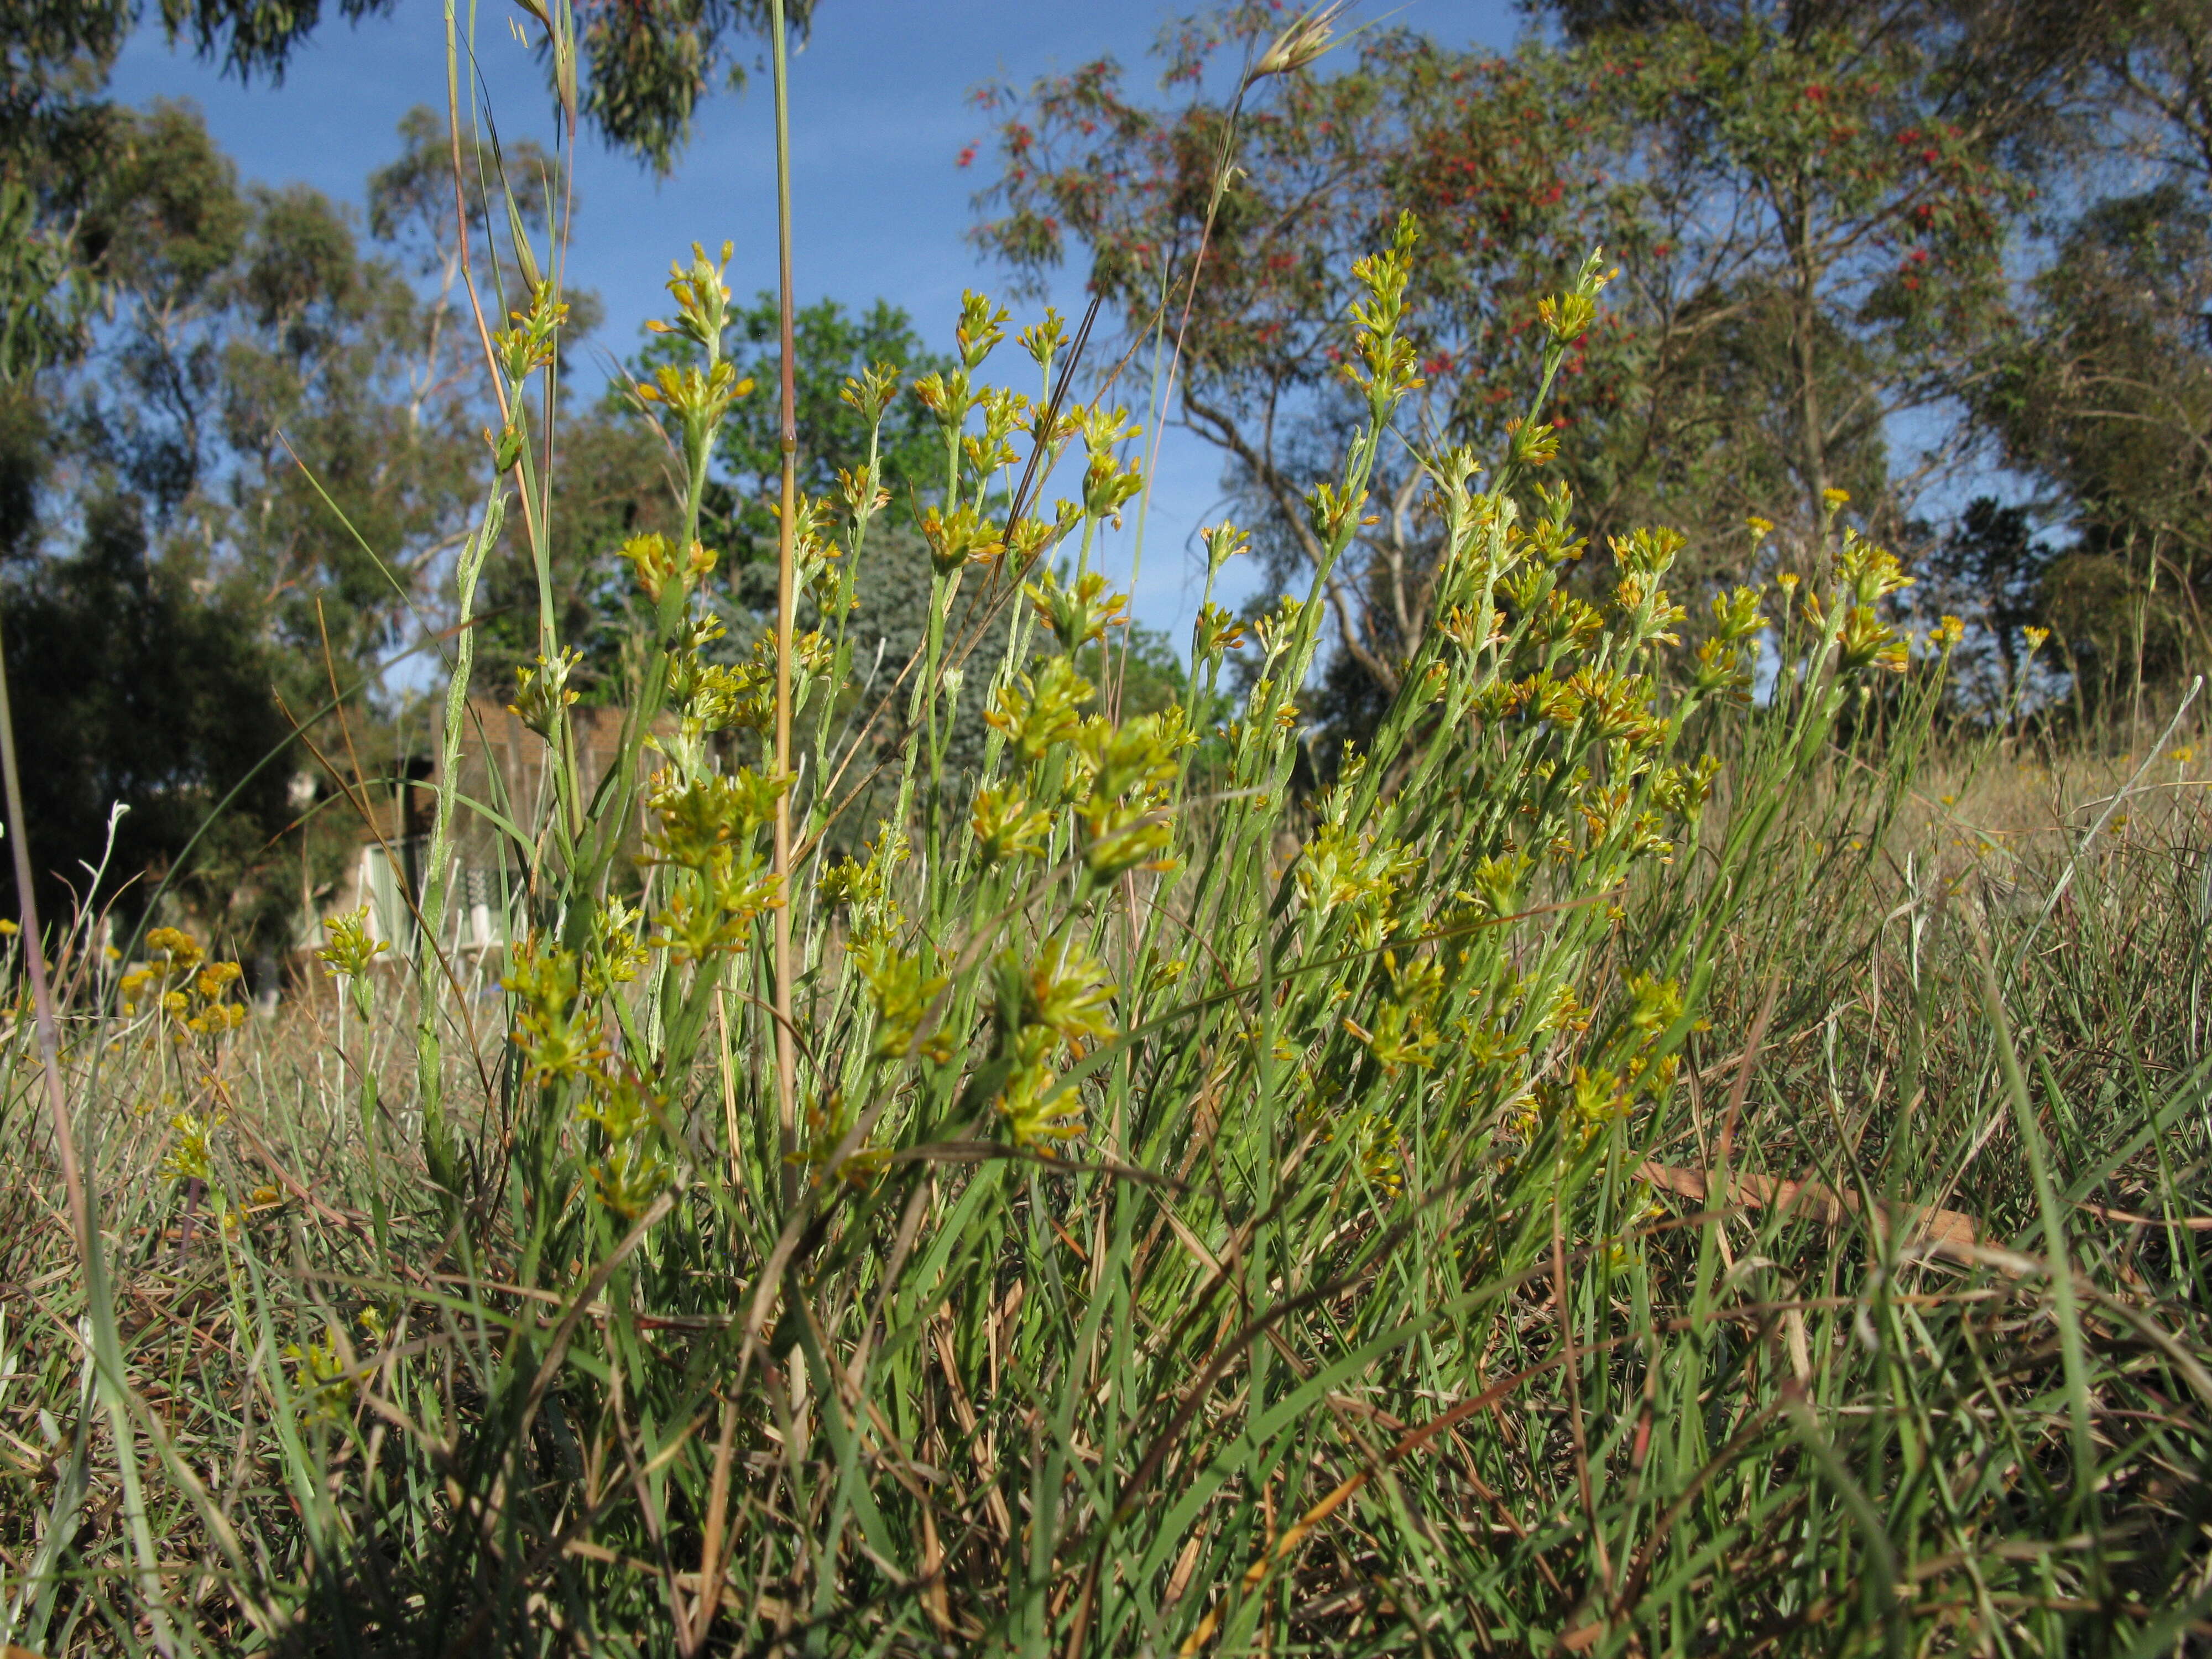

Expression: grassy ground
xmin=3 ymin=124 xmax=2211 ymax=1659
xmin=8 ymin=670 xmax=2212 ymax=1658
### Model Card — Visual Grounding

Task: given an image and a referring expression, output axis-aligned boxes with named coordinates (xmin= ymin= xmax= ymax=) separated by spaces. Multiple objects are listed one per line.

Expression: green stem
xmin=415 ymin=492 xmax=499 ymax=1194
xmin=770 ymin=0 xmax=801 ymax=1210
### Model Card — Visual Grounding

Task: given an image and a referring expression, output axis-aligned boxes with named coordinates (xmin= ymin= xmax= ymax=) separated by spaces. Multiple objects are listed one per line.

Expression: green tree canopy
xmin=26 ymin=0 xmax=812 ymax=176
xmin=2 ymin=492 xmax=299 ymax=946
xmin=699 ymin=291 xmax=953 ymax=571
xmin=1983 ymin=185 xmax=2212 ymax=703
xmin=973 ymin=0 xmax=2128 ymax=740
xmin=0 ymin=101 xmax=658 ymax=950
xmin=1961 ymin=0 xmax=2212 ymax=713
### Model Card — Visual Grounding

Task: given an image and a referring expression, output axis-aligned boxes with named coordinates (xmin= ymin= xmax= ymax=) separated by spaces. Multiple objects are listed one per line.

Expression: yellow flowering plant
xmin=120 ymin=927 xmax=248 ymax=1040
xmin=15 ymin=18 xmax=2205 ymax=1649
xmin=40 ymin=189 xmax=1987 ymax=1653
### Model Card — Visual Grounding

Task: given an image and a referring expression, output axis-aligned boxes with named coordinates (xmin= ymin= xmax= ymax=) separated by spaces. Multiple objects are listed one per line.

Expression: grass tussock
xmin=3 ymin=46 xmax=2212 ymax=1658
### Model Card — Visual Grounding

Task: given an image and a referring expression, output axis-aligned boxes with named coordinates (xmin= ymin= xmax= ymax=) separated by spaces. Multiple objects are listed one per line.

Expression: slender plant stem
xmin=770 ymin=0 xmax=800 ymax=1207
xmin=0 ymin=607 xmax=179 ymax=1655
xmin=445 ymin=1 xmax=542 ymax=560
xmin=0 ymin=615 xmax=86 ymax=1267
xmin=414 ymin=501 xmax=495 ymax=1192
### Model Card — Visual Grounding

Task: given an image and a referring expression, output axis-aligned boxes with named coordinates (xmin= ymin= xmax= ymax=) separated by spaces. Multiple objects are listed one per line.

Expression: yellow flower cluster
xmin=160 ymin=1108 xmax=225 ymax=1185
xmin=501 ymin=923 xmax=674 ymax=1222
xmin=1343 ymin=952 xmax=1444 ymax=1073
xmin=316 ymin=907 xmax=386 ymax=979
xmin=980 ymin=656 xmax=1192 ymax=877
xmin=994 ymin=935 xmax=1118 ymax=1146
xmin=833 ymin=828 xmax=949 ymax=1071
xmin=121 ymin=927 xmax=247 ymax=1037
xmin=510 ymin=647 xmax=583 ymax=738
xmin=282 ymin=1327 xmax=358 ymax=1425
xmin=639 ymin=766 xmax=792 ymax=959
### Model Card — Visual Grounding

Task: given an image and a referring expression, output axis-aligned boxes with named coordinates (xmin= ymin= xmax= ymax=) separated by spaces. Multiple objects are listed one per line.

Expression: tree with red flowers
xmin=972 ymin=10 xmax=1645 ymax=709
xmin=972 ymin=1 xmax=2114 ymax=738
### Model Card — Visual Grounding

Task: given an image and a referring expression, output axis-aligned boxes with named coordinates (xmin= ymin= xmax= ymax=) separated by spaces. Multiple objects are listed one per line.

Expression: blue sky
xmin=109 ymin=0 xmax=1519 ymax=638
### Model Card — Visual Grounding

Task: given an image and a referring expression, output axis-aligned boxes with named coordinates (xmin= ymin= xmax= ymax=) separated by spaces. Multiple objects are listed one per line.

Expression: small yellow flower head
xmin=1193 ymin=602 xmax=1248 ymax=661
xmin=997 ymin=1029 xmax=1081 ymax=1146
xmin=283 ymin=1328 xmax=358 ymax=1424
xmin=1837 ymin=535 xmax=1913 ymax=604
xmin=839 ymin=362 xmax=902 ymax=425
xmin=1838 ymin=604 xmax=1908 ymax=672
xmin=1568 ymin=1066 xmax=1630 ymax=1131
xmin=633 ymin=360 xmax=751 ymax=428
xmin=1251 ymin=594 xmax=1308 ymax=662
xmin=1746 ymin=514 xmax=1774 ymax=542
xmin=1025 ymin=567 xmax=1129 ymax=653
xmin=855 ymin=942 xmax=948 ymax=1061
xmin=1710 ymin=586 xmax=1767 ymax=643
xmin=504 ymin=935 xmax=602 ymax=1081
xmin=954 ymin=289 xmax=1011 ymax=371
xmin=1626 ymin=973 xmax=1684 ymax=1032
xmin=1018 ymin=307 xmax=1067 ymax=373
xmin=509 ymin=646 xmax=586 ymax=736
xmin=161 ymin=1109 xmax=224 ymax=1185
xmin=1934 ymin=614 xmax=1966 ymax=651
xmin=1081 ymin=448 xmax=1146 ymax=529
xmin=489 ymin=277 xmax=571 ymax=382
xmin=1776 ymin=572 xmax=1800 ymax=597
xmin=582 ymin=898 xmax=648 ymax=997
xmin=1536 ymin=289 xmax=1599 ymax=344
xmin=1820 ymin=487 xmax=1851 ymax=514
xmin=129 ymin=926 xmax=246 ymax=1039
xmin=985 ymin=656 xmax=1094 ymax=763
xmin=184 ymin=996 xmax=248 ymax=1037
xmin=1010 ymin=935 xmax=1118 ymax=1050
xmin=2022 ymin=625 xmax=2050 ymax=653
xmin=919 ymin=501 xmax=1004 ymax=574
xmin=649 ymin=241 xmax=736 ymax=353
xmin=317 ymin=907 xmax=386 ymax=980
xmin=971 ymin=783 xmax=1053 ymax=865
xmin=576 ymin=1068 xmax=674 ymax=1219
xmin=818 ymin=821 xmax=907 ymax=910
xmin=1003 ymin=506 xmax=1074 ymax=574
xmin=618 ymin=531 xmax=714 ymax=604
xmin=1201 ymin=522 xmax=1249 ymax=575
xmin=147 ymin=927 xmax=204 ymax=969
